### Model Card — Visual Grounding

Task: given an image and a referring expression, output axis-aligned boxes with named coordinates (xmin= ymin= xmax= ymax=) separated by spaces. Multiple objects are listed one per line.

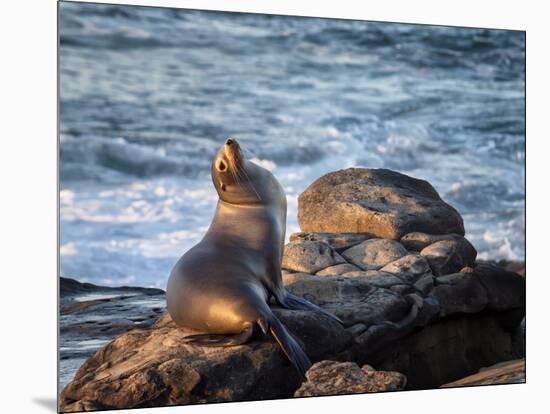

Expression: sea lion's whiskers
xmin=230 ymin=162 xmax=246 ymax=192
xmin=225 ymin=148 xmax=244 ymax=188
xmin=228 ymin=153 xmax=254 ymax=200
xmin=238 ymin=164 xmax=262 ymax=201
xmin=229 ymin=146 xmax=262 ymax=201
xmin=235 ymin=165 xmax=250 ymax=191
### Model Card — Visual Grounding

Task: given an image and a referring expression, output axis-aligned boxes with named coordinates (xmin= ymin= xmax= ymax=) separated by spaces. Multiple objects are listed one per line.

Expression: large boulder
xmin=297 ymin=168 xmax=464 ymax=239
xmin=294 ymin=361 xmax=406 ymax=397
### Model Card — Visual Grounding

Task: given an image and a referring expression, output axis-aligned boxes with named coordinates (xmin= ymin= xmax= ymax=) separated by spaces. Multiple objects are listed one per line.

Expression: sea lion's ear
xmin=220 ymin=181 xmax=226 ymax=191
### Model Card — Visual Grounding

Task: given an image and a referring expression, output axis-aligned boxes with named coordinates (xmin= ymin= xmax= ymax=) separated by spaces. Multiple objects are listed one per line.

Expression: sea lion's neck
xmin=204 ymin=200 xmax=284 ymax=249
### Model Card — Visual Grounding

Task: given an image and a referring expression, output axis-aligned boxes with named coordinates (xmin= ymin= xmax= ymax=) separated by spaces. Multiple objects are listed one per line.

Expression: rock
xmin=380 ymin=254 xmax=432 ymax=283
xmin=500 ymin=261 xmax=526 ymax=277
xmin=442 ymin=358 xmax=525 ymax=387
xmin=362 ymin=364 xmax=407 ymax=392
xmin=400 ymin=232 xmax=462 ymax=252
xmin=342 ymin=270 xmax=407 ymax=288
xmin=290 ymin=232 xmax=371 ymax=252
xmin=335 ymin=288 xmax=412 ymax=328
xmin=294 ymin=361 xmax=406 ymax=397
xmin=478 ymin=260 xmax=526 ymax=278
xmin=429 ymin=263 xmax=525 ymax=319
xmin=270 ymin=309 xmax=354 ymax=361
xmin=342 ymin=239 xmax=408 ymax=271
xmin=366 ymin=313 xmax=525 ymax=389
xmin=60 ymin=277 xmax=164 ymax=297
xmin=316 ymin=263 xmax=361 ymax=276
xmin=352 ymin=293 xmax=440 ymax=352
xmin=282 ymin=240 xmax=346 ymax=273
xmin=60 ymin=309 xmax=351 ymax=411
xmin=281 ymin=273 xmax=346 ymax=306
xmin=460 ymin=266 xmax=475 ymax=273
xmin=474 ymin=262 xmax=526 ymax=311
xmin=390 ymin=284 xmax=417 ymax=295
xmin=61 ymin=400 xmax=105 ymax=413
xmin=282 ymin=273 xmax=412 ymax=327
xmin=414 ymin=274 xmax=435 ymax=295
xmin=347 ymin=323 xmax=368 ymax=336
xmin=297 ymin=168 xmax=464 ymax=239
xmin=430 ymin=273 xmax=488 ymax=317
xmin=59 ymin=278 xmax=166 ymax=389
xmin=420 ymin=239 xmax=477 ymax=276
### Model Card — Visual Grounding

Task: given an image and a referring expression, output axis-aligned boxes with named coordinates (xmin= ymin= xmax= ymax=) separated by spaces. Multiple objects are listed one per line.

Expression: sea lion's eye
xmin=217 ymin=160 xmax=227 ymax=172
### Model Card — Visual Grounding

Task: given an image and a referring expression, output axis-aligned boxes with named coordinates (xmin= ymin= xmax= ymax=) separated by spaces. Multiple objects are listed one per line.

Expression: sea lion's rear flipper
xmin=182 ymin=324 xmax=253 ymax=347
xmin=276 ymin=290 xmax=344 ymax=325
xmin=259 ymin=313 xmax=311 ymax=379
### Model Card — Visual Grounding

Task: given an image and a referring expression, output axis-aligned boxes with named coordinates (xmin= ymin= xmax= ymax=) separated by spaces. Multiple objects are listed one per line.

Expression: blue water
xmin=59 ymin=2 xmax=525 ymax=288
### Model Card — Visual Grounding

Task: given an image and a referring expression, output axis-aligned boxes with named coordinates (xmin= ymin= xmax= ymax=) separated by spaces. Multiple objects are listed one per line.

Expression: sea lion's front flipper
xmin=275 ymin=290 xmax=344 ymax=325
xmin=259 ymin=313 xmax=311 ymax=379
xmin=182 ymin=324 xmax=253 ymax=347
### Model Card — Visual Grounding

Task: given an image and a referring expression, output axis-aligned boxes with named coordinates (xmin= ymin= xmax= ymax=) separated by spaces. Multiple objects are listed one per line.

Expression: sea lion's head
xmin=211 ymin=138 xmax=283 ymax=206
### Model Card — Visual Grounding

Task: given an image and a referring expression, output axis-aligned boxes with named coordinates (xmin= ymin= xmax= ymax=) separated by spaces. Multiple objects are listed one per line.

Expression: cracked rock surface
xmin=294 ymin=361 xmax=406 ymax=397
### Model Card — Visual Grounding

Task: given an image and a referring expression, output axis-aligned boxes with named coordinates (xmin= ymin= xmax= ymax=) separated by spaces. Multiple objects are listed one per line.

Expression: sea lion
xmin=167 ymin=138 xmax=341 ymax=378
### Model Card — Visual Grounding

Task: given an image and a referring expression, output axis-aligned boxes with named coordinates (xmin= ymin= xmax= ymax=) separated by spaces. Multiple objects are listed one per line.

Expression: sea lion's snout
xmin=222 ymin=137 xmax=243 ymax=165
xmin=213 ymin=138 xmax=243 ymax=177
xmin=224 ymin=137 xmax=241 ymax=155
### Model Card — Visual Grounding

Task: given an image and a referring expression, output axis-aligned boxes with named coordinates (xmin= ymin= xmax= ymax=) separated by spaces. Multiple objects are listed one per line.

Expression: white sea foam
xmin=250 ymin=158 xmax=277 ymax=172
xmin=153 ymin=186 xmax=167 ymax=197
xmin=98 ymin=275 xmax=137 ymax=286
xmin=60 ymin=339 xmax=109 ymax=351
xmin=60 ymin=189 xmax=75 ymax=205
xmin=60 ymin=242 xmax=78 ymax=256
xmin=73 ymin=293 xmax=135 ymax=302
xmin=325 ymin=127 xmax=340 ymax=138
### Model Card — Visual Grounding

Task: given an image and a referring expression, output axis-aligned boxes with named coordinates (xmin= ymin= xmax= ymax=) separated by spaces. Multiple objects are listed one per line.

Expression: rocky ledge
xmin=60 ymin=168 xmax=525 ymax=412
xmin=59 ymin=277 xmax=165 ymax=388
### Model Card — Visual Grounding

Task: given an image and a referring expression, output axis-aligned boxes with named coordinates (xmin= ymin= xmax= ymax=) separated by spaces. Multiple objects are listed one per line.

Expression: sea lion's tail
xmin=276 ymin=290 xmax=344 ymax=325
xmin=258 ymin=312 xmax=311 ymax=379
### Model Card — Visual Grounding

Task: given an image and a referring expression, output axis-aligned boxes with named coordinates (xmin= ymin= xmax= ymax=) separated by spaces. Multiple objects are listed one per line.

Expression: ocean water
xmin=59 ymin=2 xmax=525 ymax=289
